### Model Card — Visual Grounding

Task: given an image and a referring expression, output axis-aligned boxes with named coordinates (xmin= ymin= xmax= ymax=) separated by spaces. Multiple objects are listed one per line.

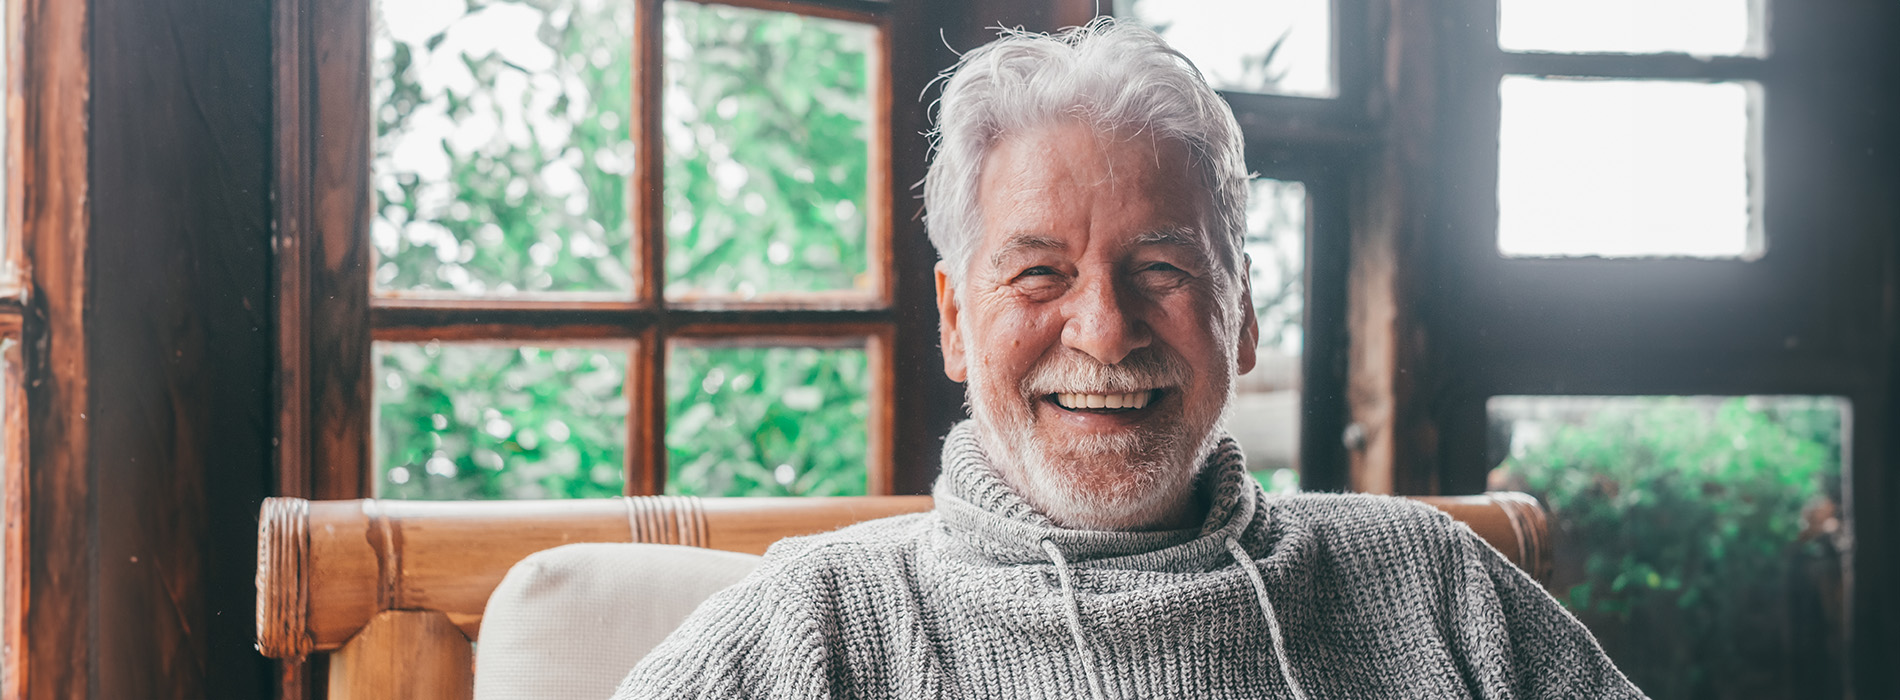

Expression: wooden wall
xmin=19 ymin=0 xmax=278 ymax=696
xmin=7 ymin=0 xmax=1896 ymax=697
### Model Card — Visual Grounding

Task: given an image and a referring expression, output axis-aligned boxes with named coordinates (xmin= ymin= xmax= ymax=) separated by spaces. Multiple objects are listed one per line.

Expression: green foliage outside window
xmin=1492 ymin=397 xmax=1843 ymax=699
xmin=663 ymin=2 xmax=872 ymax=298
xmin=374 ymin=0 xmax=635 ymax=296
xmin=377 ymin=344 xmax=629 ymax=499
xmin=371 ymin=0 xmax=876 ymax=498
xmin=665 ymin=346 xmax=869 ymax=497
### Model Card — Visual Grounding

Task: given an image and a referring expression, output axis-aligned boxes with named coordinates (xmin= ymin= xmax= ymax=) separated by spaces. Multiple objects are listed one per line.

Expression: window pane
xmin=1116 ymin=0 xmax=1334 ymax=98
xmin=1498 ymin=77 xmax=1756 ymax=259
xmin=373 ymin=0 xmax=636 ymax=297
xmin=1499 ymin=0 xmax=1755 ymax=57
xmin=375 ymin=342 xmax=629 ymax=499
xmin=1232 ymin=179 xmax=1305 ymax=494
xmin=1489 ymin=396 xmax=1846 ymax=699
xmin=666 ymin=342 xmax=869 ymax=497
xmin=662 ymin=3 xmax=874 ymax=301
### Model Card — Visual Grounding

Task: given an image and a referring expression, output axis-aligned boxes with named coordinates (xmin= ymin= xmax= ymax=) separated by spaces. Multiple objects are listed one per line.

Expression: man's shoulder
xmin=1264 ymin=492 xmax=1470 ymax=550
xmin=759 ymin=510 xmax=936 ymax=568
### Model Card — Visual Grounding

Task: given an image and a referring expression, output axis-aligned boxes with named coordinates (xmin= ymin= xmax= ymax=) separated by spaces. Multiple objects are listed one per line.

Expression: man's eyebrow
xmin=986 ymin=234 xmax=1066 ymax=269
xmin=1131 ymin=227 xmax=1205 ymax=249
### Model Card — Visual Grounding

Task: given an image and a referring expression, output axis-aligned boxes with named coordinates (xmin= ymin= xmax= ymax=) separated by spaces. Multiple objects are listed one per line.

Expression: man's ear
xmin=1236 ymin=254 xmax=1258 ymax=375
xmin=935 ymin=262 xmax=968 ymax=382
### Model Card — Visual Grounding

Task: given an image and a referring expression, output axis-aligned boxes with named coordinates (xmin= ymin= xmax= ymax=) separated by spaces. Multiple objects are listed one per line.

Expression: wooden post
xmin=329 ymin=610 xmax=473 ymax=700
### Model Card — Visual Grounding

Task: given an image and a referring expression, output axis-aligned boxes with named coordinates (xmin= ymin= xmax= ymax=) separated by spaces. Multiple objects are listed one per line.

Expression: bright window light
xmin=1497 ymin=77 xmax=1757 ymax=259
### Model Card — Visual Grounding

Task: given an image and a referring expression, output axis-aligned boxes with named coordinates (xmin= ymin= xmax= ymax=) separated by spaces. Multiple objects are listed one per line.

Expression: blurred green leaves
xmin=373 ymin=0 xmax=636 ymax=296
xmin=662 ymin=2 xmax=872 ymax=299
xmin=665 ymin=345 xmax=869 ymax=497
xmin=1493 ymin=396 xmax=1843 ymax=699
xmin=376 ymin=343 xmax=629 ymax=499
xmin=371 ymin=0 xmax=878 ymax=499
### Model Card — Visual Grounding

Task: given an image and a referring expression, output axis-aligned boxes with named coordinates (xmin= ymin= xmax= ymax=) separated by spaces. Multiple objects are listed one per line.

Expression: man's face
xmin=935 ymin=120 xmax=1258 ymax=531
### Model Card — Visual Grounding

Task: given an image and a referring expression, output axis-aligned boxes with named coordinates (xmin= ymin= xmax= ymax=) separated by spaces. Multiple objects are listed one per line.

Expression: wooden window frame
xmin=275 ymin=0 xmax=971 ymax=694
xmin=1356 ymin=1 xmax=1900 ymax=696
xmin=9 ymin=0 xmax=87 ymax=695
xmin=275 ymin=0 xmax=938 ymax=507
xmin=0 ymin=0 xmax=23 ymax=690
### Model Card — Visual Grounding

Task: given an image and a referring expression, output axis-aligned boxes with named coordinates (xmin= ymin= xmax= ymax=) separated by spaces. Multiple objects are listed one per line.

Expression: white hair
xmin=922 ymin=18 xmax=1250 ymax=288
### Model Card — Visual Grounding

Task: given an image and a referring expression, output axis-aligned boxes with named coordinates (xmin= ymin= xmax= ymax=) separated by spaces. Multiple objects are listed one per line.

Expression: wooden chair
xmin=254 ymin=493 xmax=1550 ymax=699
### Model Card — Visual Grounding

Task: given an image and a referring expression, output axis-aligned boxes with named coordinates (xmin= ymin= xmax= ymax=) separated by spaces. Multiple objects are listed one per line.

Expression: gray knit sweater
xmin=613 ymin=422 xmax=1646 ymax=699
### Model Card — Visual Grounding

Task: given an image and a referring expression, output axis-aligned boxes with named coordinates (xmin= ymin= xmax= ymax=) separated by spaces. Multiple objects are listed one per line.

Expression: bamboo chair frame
xmin=255 ymin=493 xmax=1549 ymax=698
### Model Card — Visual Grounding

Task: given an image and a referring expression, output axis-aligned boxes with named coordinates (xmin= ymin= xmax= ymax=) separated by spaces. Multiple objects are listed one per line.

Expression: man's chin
xmin=1003 ymin=439 xmax=1204 ymax=531
xmin=1022 ymin=463 xmax=1198 ymax=530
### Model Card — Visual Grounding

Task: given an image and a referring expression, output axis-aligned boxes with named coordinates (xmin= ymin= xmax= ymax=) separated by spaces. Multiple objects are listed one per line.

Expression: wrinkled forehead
xmin=971 ymin=123 xmax=1219 ymax=258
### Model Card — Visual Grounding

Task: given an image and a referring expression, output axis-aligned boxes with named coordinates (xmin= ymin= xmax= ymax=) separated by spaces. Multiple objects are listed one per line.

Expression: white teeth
xmin=1055 ymin=391 xmax=1155 ymax=410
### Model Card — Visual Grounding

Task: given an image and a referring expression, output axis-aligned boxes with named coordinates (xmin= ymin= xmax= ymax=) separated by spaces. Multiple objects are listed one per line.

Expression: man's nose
xmin=1060 ymin=276 xmax=1151 ymax=365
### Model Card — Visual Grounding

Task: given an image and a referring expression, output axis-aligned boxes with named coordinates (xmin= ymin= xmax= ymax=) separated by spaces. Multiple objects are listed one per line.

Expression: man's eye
xmin=1140 ymin=262 xmax=1185 ymax=274
xmin=1019 ymin=266 xmax=1057 ymax=277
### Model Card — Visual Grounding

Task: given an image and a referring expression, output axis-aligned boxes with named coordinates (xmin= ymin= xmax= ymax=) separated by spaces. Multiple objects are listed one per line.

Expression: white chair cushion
xmin=473 ymin=542 xmax=763 ymax=700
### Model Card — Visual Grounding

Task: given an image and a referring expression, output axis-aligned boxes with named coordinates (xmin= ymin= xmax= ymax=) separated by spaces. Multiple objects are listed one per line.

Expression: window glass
xmin=1116 ymin=0 xmax=1334 ymax=98
xmin=1233 ymin=178 xmax=1305 ymax=494
xmin=1488 ymin=395 xmax=1846 ymax=698
xmin=1499 ymin=0 xmax=1755 ymax=57
xmin=666 ymin=342 xmax=869 ymax=497
xmin=662 ymin=2 xmax=874 ymax=301
xmin=372 ymin=0 xmax=636 ymax=297
xmin=375 ymin=342 xmax=630 ymax=499
xmin=1498 ymin=77 xmax=1757 ymax=259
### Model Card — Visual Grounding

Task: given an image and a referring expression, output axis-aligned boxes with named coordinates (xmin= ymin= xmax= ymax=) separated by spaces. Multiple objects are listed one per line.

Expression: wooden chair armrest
xmin=254 ymin=492 xmax=1548 ymax=660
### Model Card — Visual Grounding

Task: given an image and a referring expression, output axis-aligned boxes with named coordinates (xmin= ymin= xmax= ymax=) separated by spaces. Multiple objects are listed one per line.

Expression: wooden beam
xmin=327 ymin=611 xmax=472 ymax=700
xmin=17 ymin=0 xmax=88 ymax=695
xmin=88 ymin=0 xmax=276 ymax=696
xmin=675 ymin=0 xmax=887 ymax=27
xmin=887 ymin=0 xmax=972 ymax=495
xmin=1 ymin=340 xmax=24 ymax=699
xmin=1498 ymin=52 xmax=1770 ymax=82
xmin=278 ymin=0 xmax=374 ymax=503
xmin=1342 ymin=0 xmax=1452 ymax=495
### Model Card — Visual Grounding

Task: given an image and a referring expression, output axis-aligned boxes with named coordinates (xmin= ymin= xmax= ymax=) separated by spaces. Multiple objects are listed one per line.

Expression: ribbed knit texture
xmin=612 ymin=421 xmax=1647 ymax=699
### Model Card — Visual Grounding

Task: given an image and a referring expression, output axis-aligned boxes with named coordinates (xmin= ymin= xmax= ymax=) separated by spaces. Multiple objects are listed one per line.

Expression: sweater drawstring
xmin=1041 ymin=539 xmax=1110 ymax=700
xmin=1225 ymin=537 xmax=1309 ymax=700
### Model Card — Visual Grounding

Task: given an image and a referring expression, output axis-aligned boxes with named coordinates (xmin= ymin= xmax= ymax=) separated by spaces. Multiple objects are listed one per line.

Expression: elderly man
xmin=615 ymin=20 xmax=1643 ymax=700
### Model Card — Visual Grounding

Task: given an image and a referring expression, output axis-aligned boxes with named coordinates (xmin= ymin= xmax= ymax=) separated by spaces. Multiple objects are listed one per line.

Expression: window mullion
xmin=632 ymin=0 xmax=666 ymax=305
xmin=632 ymin=328 xmax=668 ymax=495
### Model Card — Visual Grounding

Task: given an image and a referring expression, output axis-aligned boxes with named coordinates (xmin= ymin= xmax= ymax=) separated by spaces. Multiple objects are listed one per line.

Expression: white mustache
xmin=1019 ymin=348 xmax=1191 ymax=398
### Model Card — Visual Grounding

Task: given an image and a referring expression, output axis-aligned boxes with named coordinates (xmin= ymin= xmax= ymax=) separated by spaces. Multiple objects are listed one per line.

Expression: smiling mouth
xmin=1048 ymin=389 xmax=1163 ymax=413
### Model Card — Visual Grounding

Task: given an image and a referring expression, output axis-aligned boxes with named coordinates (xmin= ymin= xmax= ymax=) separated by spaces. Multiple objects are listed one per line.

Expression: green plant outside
xmin=665 ymin=345 xmax=869 ymax=498
xmin=371 ymin=0 xmax=874 ymax=498
xmin=376 ymin=343 xmax=629 ymax=500
xmin=1493 ymin=397 xmax=1842 ymax=699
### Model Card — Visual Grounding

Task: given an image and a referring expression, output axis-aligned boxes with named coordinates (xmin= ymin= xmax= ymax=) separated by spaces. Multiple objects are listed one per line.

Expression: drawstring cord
xmin=1225 ymin=537 xmax=1310 ymax=700
xmin=1041 ymin=540 xmax=1111 ymax=700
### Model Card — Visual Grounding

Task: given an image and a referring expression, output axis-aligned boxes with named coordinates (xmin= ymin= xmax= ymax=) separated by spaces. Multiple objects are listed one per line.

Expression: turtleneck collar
xmin=930 ymin=420 xmax=1264 ymax=571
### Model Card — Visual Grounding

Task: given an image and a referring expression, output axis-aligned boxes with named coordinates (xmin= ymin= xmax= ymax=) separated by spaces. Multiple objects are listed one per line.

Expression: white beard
xmin=963 ymin=332 xmax=1236 ymax=531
